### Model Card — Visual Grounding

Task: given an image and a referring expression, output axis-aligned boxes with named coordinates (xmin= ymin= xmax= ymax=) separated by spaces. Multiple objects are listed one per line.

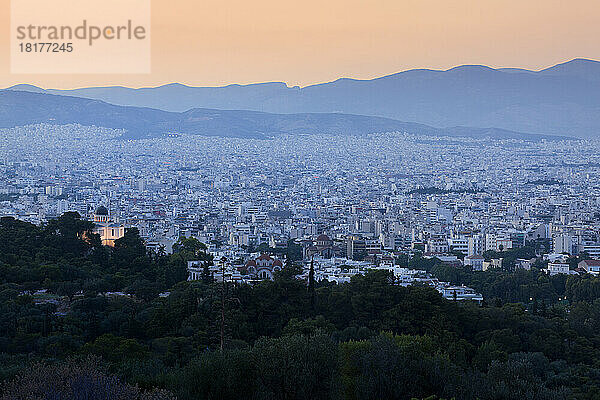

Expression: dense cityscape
xmin=3 ymin=124 xmax=600 ymax=284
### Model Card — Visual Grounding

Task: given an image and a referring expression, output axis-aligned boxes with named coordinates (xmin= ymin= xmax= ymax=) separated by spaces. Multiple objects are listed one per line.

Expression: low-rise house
xmin=464 ymin=255 xmax=484 ymax=271
xmin=482 ymin=258 xmax=502 ymax=271
xmin=437 ymin=285 xmax=484 ymax=303
xmin=578 ymin=259 xmax=600 ymax=275
xmin=515 ymin=258 xmax=534 ymax=270
xmin=545 ymin=262 xmax=570 ymax=275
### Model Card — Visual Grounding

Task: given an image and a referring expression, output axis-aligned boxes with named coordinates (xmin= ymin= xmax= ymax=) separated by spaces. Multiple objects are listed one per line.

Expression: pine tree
xmin=308 ymin=257 xmax=315 ymax=313
xmin=201 ymin=262 xmax=212 ymax=284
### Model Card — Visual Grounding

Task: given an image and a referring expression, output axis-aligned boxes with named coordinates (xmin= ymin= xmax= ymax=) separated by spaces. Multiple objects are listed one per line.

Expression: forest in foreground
xmin=3 ymin=214 xmax=600 ymax=399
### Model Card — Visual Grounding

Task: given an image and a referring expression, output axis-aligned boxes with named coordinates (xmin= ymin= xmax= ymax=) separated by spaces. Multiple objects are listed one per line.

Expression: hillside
xmin=0 ymin=89 xmax=560 ymax=140
xmin=9 ymin=58 xmax=600 ymax=137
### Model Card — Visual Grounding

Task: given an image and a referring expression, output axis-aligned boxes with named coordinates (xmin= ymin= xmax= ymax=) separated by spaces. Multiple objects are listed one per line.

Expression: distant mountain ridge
xmin=7 ymin=58 xmax=600 ymax=137
xmin=0 ymin=89 xmax=564 ymax=141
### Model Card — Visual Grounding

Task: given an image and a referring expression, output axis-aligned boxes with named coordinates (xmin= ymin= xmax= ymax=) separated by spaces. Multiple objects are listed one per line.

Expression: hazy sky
xmin=1 ymin=0 xmax=599 ymax=89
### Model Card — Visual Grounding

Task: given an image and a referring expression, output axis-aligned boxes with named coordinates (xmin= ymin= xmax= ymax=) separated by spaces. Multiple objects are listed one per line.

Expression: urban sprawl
xmin=4 ymin=124 xmax=600 ymax=302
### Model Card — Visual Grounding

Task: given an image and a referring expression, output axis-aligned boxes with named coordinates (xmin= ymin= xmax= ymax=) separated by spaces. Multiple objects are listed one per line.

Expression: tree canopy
xmin=1 ymin=215 xmax=600 ymax=399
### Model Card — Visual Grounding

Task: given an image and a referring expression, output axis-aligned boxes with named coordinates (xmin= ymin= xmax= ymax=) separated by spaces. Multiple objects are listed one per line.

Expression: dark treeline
xmin=2 ymin=214 xmax=600 ymax=399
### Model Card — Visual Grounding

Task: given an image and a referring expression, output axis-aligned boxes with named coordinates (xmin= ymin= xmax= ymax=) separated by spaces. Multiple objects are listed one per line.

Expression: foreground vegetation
xmin=2 ymin=214 xmax=600 ymax=399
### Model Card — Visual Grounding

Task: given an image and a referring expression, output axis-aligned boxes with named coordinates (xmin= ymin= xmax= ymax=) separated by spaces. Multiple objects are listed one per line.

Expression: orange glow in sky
xmin=1 ymin=0 xmax=599 ymax=88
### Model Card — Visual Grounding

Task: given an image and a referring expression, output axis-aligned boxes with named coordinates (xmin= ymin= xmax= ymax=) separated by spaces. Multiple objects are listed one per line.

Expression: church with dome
xmin=92 ymin=206 xmax=125 ymax=247
xmin=303 ymin=234 xmax=342 ymax=259
xmin=244 ymin=254 xmax=284 ymax=280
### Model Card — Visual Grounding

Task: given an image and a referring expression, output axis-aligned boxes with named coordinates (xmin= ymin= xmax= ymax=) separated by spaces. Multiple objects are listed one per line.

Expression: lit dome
xmin=95 ymin=206 xmax=109 ymax=216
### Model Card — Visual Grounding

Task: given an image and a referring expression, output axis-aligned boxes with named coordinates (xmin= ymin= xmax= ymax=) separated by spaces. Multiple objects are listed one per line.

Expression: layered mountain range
xmin=3 ymin=58 xmax=599 ymax=139
xmin=0 ymin=90 xmax=566 ymax=140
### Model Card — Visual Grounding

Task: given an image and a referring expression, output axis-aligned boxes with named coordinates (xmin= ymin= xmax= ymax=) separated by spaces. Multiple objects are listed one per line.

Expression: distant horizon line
xmin=5 ymin=57 xmax=599 ymax=92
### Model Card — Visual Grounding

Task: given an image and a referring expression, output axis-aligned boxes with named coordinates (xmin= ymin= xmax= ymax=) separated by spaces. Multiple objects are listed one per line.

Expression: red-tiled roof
xmin=582 ymin=259 xmax=600 ymax=266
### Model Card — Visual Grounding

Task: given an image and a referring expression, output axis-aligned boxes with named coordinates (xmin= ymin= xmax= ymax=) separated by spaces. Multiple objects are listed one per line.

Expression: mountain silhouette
xmin=9 ymin=58 xmax=600 ymax=137
xmin=0 ymin=89 xmax=563 ymax=141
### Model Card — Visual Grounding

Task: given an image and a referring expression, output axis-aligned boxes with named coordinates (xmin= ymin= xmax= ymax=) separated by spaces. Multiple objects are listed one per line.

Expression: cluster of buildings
xmin=3 ymin=124 xmax=600 ymax=297
xmin=186 ymin=254 xmax=483 ymax=302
